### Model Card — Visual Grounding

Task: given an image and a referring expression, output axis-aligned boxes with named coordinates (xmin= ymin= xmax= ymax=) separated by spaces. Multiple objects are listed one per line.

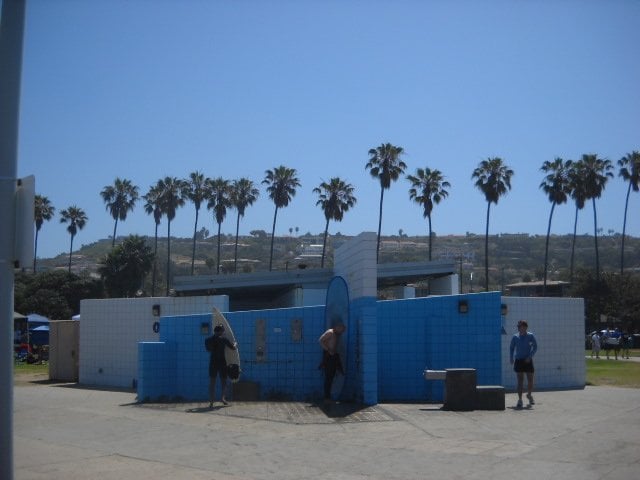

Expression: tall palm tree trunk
xmin=166 ymin=221 xmax=171 ymax=296
xmin=543 ymin=202 xmax=556 ymax=296
xmin=111 ymin=216 xmax=119 ymax=247
xmin=216 ymin=222 xmax=222 ymax=274
xmin=269 ymin=207 xmax=279 ymax=271
xmin=151 ymin=223 xmax=158 ymax=297
xmin=620 ymin=182 xmax=631 ymax=275
xmin=376 ymin=187 xmax=385 ymax=263
xmin=321 ymin=217 xmax=330 ymax=268
xmin=484 ymin=202 xmax=491 ymax=291
xmin=427 ymin=214 xmax=433 ymax=261
xmin=33 ymin=228 xmax=40 ymax=272
xmin=592 ymin=198 xmax=600 ymax=283
xmin=570 ymin=206 xmax=579 ymax=284
xmin=234 ymin=212 xmax=241 ymax=274
xmin=191 ymin=207 xmax=199 ymax=275
xmin=68 ymin=234 xmax=75 ymax=273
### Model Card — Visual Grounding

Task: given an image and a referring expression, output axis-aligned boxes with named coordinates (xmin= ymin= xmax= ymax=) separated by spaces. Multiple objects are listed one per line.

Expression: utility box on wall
xmin=49 ymin=320 xmax=80 ymax=382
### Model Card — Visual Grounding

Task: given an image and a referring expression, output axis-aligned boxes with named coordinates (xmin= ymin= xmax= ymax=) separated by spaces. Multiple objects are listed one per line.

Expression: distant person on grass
xmin=510 ymin=320 xmax=538 ymax=408
xmin=591 ymin=331 xmax=601 ymax=359
xmin=603 ymin=327 xmax=621 ymax=360
xmin=622 ymin=332 xmax=632 ymax=360
xmin=205 ymin=324 xmax=236 ymax=407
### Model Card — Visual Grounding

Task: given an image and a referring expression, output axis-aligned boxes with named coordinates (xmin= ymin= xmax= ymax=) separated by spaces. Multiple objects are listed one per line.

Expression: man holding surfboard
xmin=205 ymin=324 xmax=237 ymax=407
xmin=318 ymin=323 xmax=346 ymax=404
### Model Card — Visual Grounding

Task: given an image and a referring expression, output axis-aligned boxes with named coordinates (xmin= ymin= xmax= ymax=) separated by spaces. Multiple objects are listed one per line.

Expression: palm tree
xmin=365 ymin=143 xmax=406 ymax=262
xmin=313 ymin=178 xmax=357 ymax=268
xmin=230 ymin=178 xmax=259 ymax=273
xmin=185 ymin=171 xmax=208 ymax=275
xmin=539 ymin=158 xmax=572 ymax=295
xmin=33 ymin=194 xmax=55 ymax=272
xmin=59 ymin=205 xmax=88 ymax=273
xmin=568 ymin=159 xmax=588 ymax=284
xmin=156 ymin=177 xmax=187 ymax=295
xmin=581 ymin=154 xmax=614 ymax=283
xmin=472 ymin=157 xmax=514 ymax=291
xmin=98 ymin=235 xmax=154 ymax=298
xmin=100 ymin=177 xmax=139 ymax=247
xmin=618 ymin=151 xmax=640 ymax=275
xmin=143 ymin=184 xmax=163 ymax=296
xmin=262 ymin=166 xmax=301 ymax=271
xmin=407 ymin=167 xmax=450 ymax=261
xmin=206 ymin=177 xmax=232 ymax=274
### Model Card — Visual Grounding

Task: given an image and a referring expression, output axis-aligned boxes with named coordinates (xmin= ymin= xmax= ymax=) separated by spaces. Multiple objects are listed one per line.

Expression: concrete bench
xmin=475 ymin=385 xmax=505 ymax=411
xmin=423 ymin=368 xmax=477 ymax=411
xmin=423 ymin=369 xmax=447 ymax=381
xmin=424 ymin=369 xmax=504 ymax=411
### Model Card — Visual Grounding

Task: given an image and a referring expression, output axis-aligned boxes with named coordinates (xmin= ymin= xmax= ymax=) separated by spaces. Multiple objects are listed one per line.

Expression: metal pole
xmin=0 ymin=2 xmax=27 ymax=479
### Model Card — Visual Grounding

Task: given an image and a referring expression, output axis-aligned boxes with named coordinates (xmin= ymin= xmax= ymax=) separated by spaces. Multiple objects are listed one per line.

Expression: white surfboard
xmin=212 ymin=307 xmax=241 ymax=383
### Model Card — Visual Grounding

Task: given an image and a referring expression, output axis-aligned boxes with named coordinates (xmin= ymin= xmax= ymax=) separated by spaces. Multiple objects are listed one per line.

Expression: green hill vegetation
xmin=20 ymin=231 xmax=639 ymax=334
xmin=35 ymin=230 xmax=640 ymax=290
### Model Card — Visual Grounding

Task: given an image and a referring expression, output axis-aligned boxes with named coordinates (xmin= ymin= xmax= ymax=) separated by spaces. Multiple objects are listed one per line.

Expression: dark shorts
xmin=514 ymin=358 xmax=534 ymax=373
xmin=209 ymin=363 xmax=228 ymax=381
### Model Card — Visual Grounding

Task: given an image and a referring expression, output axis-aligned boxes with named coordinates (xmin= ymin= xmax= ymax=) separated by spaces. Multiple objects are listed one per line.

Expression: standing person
xmin=602 ymin=328 xmax=611 ymax=359
xmin=509 ymin=320 xmax=538 ymax=408
xmin=612 ymin=328 xmax=622 ymax=360
xmin=205 ymin=324 xmax=236 ymax=407
xmin=318 ymin=323 xmax=346 ymax=404
xmin=622 ymin=332 xmax=631 ymax=360
xmin=591 ymin=331 xmax=601 ymax=359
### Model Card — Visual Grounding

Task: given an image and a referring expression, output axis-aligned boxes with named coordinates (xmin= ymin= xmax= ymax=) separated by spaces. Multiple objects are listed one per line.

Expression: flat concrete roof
xmin=173 ymin=260 xmax=457 ymax=299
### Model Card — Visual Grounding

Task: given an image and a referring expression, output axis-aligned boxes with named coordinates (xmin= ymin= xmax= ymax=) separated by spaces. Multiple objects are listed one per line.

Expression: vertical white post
xmin=0 ymin=1 xmax=27 ymax=479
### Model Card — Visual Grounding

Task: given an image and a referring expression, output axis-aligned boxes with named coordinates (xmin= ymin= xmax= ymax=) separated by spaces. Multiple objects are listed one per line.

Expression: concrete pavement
xmin=14 ymin=380 xmax=640 ymax=480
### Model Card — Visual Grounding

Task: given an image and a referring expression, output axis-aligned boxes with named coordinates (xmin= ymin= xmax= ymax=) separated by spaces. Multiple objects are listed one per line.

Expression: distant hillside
xmin=35 ymin=232 xmax=640 ymax=294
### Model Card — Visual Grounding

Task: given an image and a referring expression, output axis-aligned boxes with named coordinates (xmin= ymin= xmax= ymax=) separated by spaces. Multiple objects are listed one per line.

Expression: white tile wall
xmin=79 ymin=296 xmax=228 ymax=388
xmin=334 ymin=232 xmax=377 ymax=300
xmin=501 ymin=296 xmax=586 ymax=391
xmin=431 ymin=275 xmax=459 ymax=295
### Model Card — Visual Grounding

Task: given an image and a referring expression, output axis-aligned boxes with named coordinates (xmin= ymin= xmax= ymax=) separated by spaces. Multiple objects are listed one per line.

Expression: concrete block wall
xmin=135 ymin=293 xmax=586 ymax=404
xmin=334 ymin=232 xmax=378 ymax=404
xmin=302 ymin=288 xmax=327 ymax=307
xmin=80 ymin=296 xmax=227 ymax=389
xmin=501 ymin=296 xmax=585 ymax=391
xmin=334 ymin=232 xmax=377 ymax=299
xmin=431 ymin=274 xmax=459 ymax=295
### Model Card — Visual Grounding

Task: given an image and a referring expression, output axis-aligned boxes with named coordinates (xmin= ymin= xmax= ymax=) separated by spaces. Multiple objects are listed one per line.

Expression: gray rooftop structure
xmin=173 ymin=259 xmax=457 ymax=311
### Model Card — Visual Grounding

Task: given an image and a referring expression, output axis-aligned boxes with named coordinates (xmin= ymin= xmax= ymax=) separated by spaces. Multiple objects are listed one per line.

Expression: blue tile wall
xmin=377 ymin=292 xmax=502 ymax=402
xmin=138 ymin=307 xmax=333 ymax=402
xmin=351 ymin=296 xmax=378 ymax=405
xmin=225 ymin=307 xmax=327 ymax=401
xmin=137 ymin=292 xmax=503 ymax=404
xmin=137 ymin=341 xmax=177 ymax=401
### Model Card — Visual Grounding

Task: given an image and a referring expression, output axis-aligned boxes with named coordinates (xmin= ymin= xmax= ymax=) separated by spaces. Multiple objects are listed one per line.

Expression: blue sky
xmin=15 ymin=0 xmax=640 ymax=259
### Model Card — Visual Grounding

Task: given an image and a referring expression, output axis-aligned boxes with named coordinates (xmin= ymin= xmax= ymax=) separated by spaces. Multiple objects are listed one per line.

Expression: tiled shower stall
xmin=78 ymin=233 xmax=585 ymax=404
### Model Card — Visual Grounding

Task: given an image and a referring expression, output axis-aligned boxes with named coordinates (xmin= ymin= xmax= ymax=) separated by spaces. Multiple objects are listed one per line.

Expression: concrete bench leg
xmin=475 ymin=385 xmax=505 ymax=410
